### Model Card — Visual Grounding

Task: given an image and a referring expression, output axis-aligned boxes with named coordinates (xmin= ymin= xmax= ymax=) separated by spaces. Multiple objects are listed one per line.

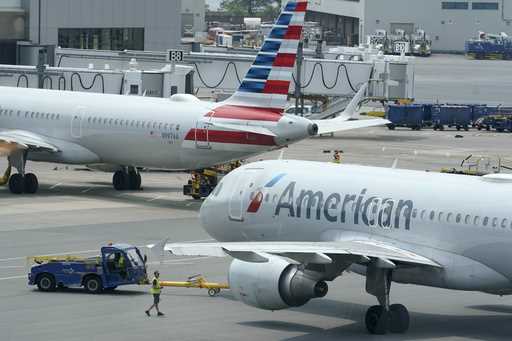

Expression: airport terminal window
xmin=472 ymin=2 xmax=498 ymax=10
xmin=58 ymin=28 xmax=144 ymax=51
xmin=442 ymin=2 xmax=468 ymax=9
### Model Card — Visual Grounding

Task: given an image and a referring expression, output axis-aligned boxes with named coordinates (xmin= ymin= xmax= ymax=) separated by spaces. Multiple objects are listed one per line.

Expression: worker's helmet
xmin=154 ymin=270 xmax=160 ymax=277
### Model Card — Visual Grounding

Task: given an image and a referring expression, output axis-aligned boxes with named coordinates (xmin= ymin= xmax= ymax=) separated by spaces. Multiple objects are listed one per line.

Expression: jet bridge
xmin=53 ymin=47 xmax=415 ymax=101
xmin=0 ymin=62 xmax=194 ymax=97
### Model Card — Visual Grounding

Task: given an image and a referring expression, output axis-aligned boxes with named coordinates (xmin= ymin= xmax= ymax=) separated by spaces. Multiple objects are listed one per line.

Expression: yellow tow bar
xmin=0 ymin=165 xmax=11 ymax=186
xmin=159 ymin=274 xmax=229 ymax=297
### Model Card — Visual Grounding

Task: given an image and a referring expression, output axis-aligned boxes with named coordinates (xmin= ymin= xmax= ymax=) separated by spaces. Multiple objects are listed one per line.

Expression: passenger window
xmin=265 ymin=193 xmax=270 ymax=202
xmin=31 ymin=112 xmax=35 ymax=118
xmin=115 ymin=119 xmax=119 ymax=125
xmin=438 ymin=212 xmax=444 ymax=221
xmin=492 ymin=217 xmax=498 ymax=228
xmin=109 ymin=119 xmax=113 ymax=125
xmin=501 ymin=218 xmax=508 ymax=228
xmin=17 ymin=110 xmax=20 ymax=117
xmin=176 ymin=124 xmax=180 ymax=130
xmin=412 ymin=208 xmax=417 ymax=218
xmin=153 ymin=122 xmax=157 ymax=129
xmin=465 ymin=215 xmax=471 ymax=224
xmin=483 ymin=217 xmax=489 ymax=226
xmin=446 ymin=213 xmax=453 ymax=223
xmin=420 ymin=209 xmax=426 ymax=220
xmin=474 ymin=216 xmax=480 ymax=225
xmin=456 ymin=214 xmax=462 ymax=223
xmin=429 ymin=211 xmax=435 ymax=221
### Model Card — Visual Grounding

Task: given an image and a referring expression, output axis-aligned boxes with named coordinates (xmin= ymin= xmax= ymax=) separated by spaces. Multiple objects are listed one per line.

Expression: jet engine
xmin=228 ymin=255 xmax=328 ymax=311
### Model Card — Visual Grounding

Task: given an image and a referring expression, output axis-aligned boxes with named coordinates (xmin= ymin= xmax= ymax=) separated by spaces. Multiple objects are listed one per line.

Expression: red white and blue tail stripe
xmin=224 ymin=0 xmax=308 ymax=111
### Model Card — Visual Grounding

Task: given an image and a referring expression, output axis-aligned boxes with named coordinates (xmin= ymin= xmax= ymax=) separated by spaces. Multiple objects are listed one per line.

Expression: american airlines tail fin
xmin=224 ymin=0 xmax=307 ymax=111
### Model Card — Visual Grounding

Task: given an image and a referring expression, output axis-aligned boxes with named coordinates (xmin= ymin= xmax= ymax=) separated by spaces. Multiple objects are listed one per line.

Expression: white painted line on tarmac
xmin=147 ymin=195 xmax=163 ymax=202
xmin=50 ymin=183 xmax=62 ymax=189
xmin=81 ymin=187 xmax=93 ymax=193
xmin=0 ymin=275 xmax=26 ymax=281
xmin=0 ymin=239 xmax=214 ymax=263
xmin=0 ymin=249 xmax=98 ymax=262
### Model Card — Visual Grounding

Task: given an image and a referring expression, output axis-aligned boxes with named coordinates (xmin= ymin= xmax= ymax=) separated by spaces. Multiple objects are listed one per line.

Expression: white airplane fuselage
xmin=0 ymin=86 xmax=313 ymax=170
xmin=200 ymin=160 xmax=512 ymax=294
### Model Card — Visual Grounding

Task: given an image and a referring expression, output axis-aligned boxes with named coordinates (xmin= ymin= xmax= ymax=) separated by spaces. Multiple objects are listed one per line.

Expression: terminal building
xmin=0 ymin=0 xmax=206 ymax=63
xmin=311 ymin=0 xmax=512 ymax=52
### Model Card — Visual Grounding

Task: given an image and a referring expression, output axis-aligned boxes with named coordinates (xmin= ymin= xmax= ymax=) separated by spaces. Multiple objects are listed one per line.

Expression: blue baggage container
xmin=469 ymin=104 xmax=488 ymax=124
xmin=432 ymin=105 xmax=472 ymax=130
xmin=386 ymin=104 xmax=423 ymax=130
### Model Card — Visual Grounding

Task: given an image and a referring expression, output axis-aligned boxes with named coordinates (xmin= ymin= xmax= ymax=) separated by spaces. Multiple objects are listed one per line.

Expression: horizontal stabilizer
xmin=209 ymin=122 xmax=277 ymax=137
xmin=314 ymin=117 xmax=390 ymax=135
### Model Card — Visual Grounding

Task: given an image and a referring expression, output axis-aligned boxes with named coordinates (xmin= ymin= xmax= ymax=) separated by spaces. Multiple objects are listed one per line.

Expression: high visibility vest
xmin=117 ymin=256 xmax=125 ymax=268
xmin=150 ymin=277 xmax=161 ymax=294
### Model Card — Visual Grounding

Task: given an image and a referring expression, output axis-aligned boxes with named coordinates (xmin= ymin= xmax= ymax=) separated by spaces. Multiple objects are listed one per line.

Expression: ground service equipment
xmin=28 ymin=244 xmax=148 ymax=293
xmin=159 ymin=274 xmax=229 ymax=297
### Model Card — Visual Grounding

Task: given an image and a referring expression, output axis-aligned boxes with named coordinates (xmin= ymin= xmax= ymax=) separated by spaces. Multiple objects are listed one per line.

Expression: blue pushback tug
xmin=28 ymin=244 xmax=148 ymax=293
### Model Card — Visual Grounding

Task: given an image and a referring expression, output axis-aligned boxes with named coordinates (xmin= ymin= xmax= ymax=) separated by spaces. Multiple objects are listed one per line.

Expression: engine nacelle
xmin=228 ymin=256 xmax=328 ymax=311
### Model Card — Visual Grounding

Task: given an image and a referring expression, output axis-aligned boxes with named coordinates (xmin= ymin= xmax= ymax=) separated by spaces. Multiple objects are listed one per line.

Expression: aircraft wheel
xmin=8 ymin=174 xmax=24 ymax=194
xmin=24 ymin=173 xmax=39 ymax=194
xmin=128 ymin=170 xmax=141 ymax=190
xmin=389 ymin=304 xmax=409 ymax=333
xmin=365 ymin=305 xmax=388 ymax=335
xmin=113 ymin=171 xmax=127 ymax=191
xmin=208 ymin=288 xmax=218 ymax=297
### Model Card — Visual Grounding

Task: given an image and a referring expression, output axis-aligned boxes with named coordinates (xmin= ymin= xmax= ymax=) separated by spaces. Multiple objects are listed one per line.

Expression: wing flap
xmin=162 ymin=240 xmax=441 ymax=268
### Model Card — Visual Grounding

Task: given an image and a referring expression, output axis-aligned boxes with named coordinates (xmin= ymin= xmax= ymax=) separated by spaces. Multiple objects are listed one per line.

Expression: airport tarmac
xmin=1 ymin=126 xmax=512 ymax=341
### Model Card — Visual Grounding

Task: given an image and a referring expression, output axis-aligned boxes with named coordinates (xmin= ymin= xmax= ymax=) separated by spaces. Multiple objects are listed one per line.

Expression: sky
xmin=206 ymin=0 xmax=222 ymax=11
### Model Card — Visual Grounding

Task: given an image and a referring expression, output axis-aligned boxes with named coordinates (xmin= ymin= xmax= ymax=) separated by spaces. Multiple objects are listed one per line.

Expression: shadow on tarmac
xmin=30 ymin=287 xmax=146 ymax=296
xmin=234 ymin=299 xmax=512 ymax=341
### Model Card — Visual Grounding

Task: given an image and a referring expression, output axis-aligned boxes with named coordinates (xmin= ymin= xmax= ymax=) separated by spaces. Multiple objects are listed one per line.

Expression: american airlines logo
xmin=274 ymin=182 xmax=413 ymax=230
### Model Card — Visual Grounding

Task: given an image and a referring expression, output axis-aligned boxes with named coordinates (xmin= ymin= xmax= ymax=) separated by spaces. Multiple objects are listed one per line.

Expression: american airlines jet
xmin=162 ymin=159 xmax=512 ymax=335
xmin=0 ymin=0 xmax=387 ymax=195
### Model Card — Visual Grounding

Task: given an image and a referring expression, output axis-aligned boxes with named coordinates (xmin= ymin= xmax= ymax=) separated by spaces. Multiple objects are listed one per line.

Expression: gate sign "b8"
xmin=166 ymin=49 xmax=184 ymax=62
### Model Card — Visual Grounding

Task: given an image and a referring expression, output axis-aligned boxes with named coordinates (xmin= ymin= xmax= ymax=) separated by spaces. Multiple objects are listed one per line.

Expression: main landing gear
xmin=112 ymin=167 xmax=142 ymax=191
xmin=364 ymin=260 xmax=410 ymax=334
xmin=4 ymin=150 xmax=39 ymax=194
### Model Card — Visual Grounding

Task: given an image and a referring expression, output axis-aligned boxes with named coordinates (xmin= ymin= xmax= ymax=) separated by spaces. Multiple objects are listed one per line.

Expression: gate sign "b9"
xmin=166 ymin=49 xmax=184 ymax=62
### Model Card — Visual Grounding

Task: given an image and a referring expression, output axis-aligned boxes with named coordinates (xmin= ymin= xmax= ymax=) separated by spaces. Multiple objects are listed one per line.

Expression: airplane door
xmin=71 ymin=107 xmax=85 ymax=139
xmin=195 ymin=120 xmax=211 ymax=149
xmin=228 ymin=169 xmax=261 ymax=222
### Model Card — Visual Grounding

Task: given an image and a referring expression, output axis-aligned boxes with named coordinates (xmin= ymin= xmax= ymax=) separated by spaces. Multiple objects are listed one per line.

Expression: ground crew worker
xmin=333 ymin=150 xmax=342 ymax=164
xmin=145 ymin=270 xmax=164 ymax=317
xmin=115 ymin=252 xmax=127 ymax=279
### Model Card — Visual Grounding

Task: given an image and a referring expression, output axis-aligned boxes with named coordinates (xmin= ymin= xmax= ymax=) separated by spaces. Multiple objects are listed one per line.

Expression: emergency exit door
xmin=71 ymin=107 xmax=85 ymax=138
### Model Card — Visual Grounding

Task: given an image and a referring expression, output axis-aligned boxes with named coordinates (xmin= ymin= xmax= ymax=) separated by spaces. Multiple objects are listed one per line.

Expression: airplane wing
xmin=310 ymin=83 xmax=390 ymax=134
xmin=0 ymin=130 xmax=59 ymax=156
xmin=157 ymin=240 xmax=441 ymax=268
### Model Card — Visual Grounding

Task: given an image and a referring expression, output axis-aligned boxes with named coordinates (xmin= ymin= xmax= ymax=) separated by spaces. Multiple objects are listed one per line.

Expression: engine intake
xmin=228 ymin=256 xmax=328 ymax=311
